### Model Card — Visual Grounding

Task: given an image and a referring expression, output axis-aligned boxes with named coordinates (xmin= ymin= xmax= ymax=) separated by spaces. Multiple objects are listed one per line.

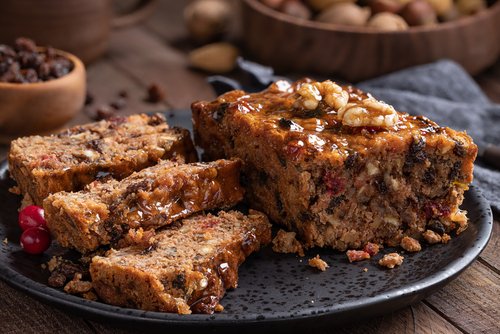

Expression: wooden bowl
xmin=242 ymin=0 xmax=500 ymax=82
xmin=0 ymin=48 xmax=86 ymax=142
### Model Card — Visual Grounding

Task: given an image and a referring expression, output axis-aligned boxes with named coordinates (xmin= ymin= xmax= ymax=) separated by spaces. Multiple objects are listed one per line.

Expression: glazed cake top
xmin=203 ymin=79 xmax=476 ymax=164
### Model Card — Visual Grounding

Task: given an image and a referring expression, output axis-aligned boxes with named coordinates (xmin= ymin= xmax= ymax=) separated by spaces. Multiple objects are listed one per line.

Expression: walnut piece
xmin=400 ymin=236 xmax=422 ymax=252
xmin=308 ymin=255 xmax=329 ymax=271
xmin=379 ymin=253 xmax=404 ymax=269
xmin=295 ymin=80 xmax=348 ymax=111
xmin=338 ymin=97 xmax=399 ymax=128
xmin=422 ymin=230 xmax=442 ymax=244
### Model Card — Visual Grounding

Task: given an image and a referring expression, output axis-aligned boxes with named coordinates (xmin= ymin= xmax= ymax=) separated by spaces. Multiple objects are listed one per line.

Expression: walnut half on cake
xmin=192 ymin=79 xmax=477 ymax=250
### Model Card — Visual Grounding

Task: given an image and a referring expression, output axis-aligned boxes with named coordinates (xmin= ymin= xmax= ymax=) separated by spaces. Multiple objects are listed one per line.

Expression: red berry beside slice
xmin=19 ymin=205 xmax=47 ymax=231
xmin=20 ymin=227 xmax=51 ymax=254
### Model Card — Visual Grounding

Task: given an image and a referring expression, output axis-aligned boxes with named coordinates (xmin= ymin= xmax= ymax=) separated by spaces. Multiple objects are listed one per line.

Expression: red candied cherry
xmin=20 ymin=227 xmax=51 ymax=254
xmin=19 ymin=205 xmax=47 ymax=231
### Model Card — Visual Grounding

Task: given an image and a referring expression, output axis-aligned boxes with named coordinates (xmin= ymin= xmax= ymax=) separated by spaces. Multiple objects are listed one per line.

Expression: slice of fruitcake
xmin=9 ymin=114 xmax=197 ymax=206
xmin=192 ymin=79 xmax=477 ymax=250
xmin=44 ymin=159 xmax=244 ymax=253
xmin=90 ymin=210 xmax=271 ymax=314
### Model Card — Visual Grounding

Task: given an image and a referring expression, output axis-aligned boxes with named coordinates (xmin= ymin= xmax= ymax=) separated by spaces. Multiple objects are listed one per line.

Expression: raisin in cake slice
xmin=44 ymin=159 xmax=244 ymax=253
xmin=90 ymin=210 xmax=271 ymax=314
xmin=9 ymin=114 xmax=197 ymax=206
xmin=192 ymin=79 xmax=477 ymax=250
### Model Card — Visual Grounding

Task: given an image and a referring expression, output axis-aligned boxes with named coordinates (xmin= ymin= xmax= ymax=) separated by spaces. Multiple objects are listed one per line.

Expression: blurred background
xmin=0 ymin=0 xmax=499 ymax=142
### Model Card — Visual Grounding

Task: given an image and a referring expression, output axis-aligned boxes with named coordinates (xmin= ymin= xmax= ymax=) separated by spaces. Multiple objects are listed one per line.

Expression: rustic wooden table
xmin=1 ymin=2 xmax=499 ymax=333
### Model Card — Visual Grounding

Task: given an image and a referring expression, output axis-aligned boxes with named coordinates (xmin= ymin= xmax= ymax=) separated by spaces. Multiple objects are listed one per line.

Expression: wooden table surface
xmin=1 ymin=2 xmax=499 ymax=333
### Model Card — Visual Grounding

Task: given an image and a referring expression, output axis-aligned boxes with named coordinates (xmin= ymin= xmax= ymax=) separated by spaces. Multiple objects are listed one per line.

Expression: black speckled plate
xmin=0 ymin=111 xmax=493 ymax=333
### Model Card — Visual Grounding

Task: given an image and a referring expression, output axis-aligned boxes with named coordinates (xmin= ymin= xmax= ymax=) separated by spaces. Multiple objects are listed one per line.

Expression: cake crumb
xmin=2 ymin=237 xmax=8 ymax=245
xmin=47 ymin=256 xmax=62 ymax=272
xmin=441 ymin=233 xmax=451 ymax=244
xmin=64 ymin=273 xmax=93 ymax=295
xmin=8 ymin=186 xmax=20 ymax=195
xmin=308 ymin=255 xmax=329 ymax=271
xmin=82 ymin=291 xmax=98 ymax=301
xmin=272 ymin=229 xmax=305 ymax=257
xmin=422 ymin=230 xmax=442 ymax=244
xmin=379 ymin=253 xmax=404 ymax=269
xmin=215 ymin=304 xmax=224 ymax=312
xmin=362 ymin=268 xmax=368 ymax=272
xmin=400 ymin=236 xmax=421 ymax=252
xmin=41 ymin=263 xmax=47 ymax=270
xmin=346 ymin=250 xmax=370 ymax=263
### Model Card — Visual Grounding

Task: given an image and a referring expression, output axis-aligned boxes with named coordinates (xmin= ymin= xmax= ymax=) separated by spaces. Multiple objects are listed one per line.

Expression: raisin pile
xmin=0 ymin=37 xmax=74 ymax=83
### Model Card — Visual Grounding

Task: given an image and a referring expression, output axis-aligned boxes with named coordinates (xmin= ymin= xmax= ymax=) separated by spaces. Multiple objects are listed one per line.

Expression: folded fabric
xmin=359 ymin=60 xmax=500 ymax=213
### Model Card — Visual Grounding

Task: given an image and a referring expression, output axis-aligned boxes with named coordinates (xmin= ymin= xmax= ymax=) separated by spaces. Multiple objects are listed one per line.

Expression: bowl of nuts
xmin=0 ymin=38 xmax=85 ymax=142
xmin=242 ymin=0 xmax=500 ymax=81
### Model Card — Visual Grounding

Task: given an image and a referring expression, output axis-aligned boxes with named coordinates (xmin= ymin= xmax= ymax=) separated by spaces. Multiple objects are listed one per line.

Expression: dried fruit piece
xmin=346 ymin=249 xmax=370 ymax=262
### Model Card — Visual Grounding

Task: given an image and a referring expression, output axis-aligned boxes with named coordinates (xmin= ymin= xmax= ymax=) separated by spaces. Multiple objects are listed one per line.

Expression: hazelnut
xmin=184 ymin=0 xmax=232 ymax=43
xmin=368 ymin=0 xmax=404 ymax=15
xmin=456 ymin=0 xmax=487 ymax=15
xmin=316 ymin=3 xmax=371 ymax=26
xmin=439 ymin=3 xmax=462 ymax=22
xmin=306 ymin=0 xmax=356 ymax=12
xmin=280 ymin=0 xmax=312 ymax=20
xmin=367 ymin=12 xmax=409 ymax=31
xmin=189 ymin=42 xmax=239 ymax=73
xmin=261 ymin=0 xmax=286 ymax=9
xmin=400 ymin=0 xmax=437 ymax=26
xmin=425 ymin=0 xmax=452 ymax=16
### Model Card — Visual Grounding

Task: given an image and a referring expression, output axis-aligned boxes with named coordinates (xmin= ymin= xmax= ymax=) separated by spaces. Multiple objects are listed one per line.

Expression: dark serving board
xmin=0 ymin=111 xmax=493 ymax=333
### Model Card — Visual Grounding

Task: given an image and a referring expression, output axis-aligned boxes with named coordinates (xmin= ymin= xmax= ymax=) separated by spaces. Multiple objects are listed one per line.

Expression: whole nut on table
xmin=189 ymin=42 xmax=239 ymax=73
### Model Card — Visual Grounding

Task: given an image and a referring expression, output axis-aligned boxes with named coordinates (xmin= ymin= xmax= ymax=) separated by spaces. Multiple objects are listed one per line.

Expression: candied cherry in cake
xmin=18 ymin=205 xmax=47 ymax=231
xmin=20 ymin=227 xmax=51 ymax=254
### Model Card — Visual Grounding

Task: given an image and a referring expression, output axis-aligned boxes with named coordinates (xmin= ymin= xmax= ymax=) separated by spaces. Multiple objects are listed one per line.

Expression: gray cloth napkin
xmin=358 ymin=60 xmax=500 ymax=213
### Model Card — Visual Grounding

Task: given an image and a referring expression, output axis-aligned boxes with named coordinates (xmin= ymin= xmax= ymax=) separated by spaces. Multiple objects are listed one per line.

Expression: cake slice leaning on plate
xmin=90 ymin=210 xmax=271 ymax=314
xmin=9 ymin=113 xmax=197 ymax=206
xmin=44 ymin=159 xmax=244 ymax=253
xmin=192 ymin=79 xmax=477 ymax=250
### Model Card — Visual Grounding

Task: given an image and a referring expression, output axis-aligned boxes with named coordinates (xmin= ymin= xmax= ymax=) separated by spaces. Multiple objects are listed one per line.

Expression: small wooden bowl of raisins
xmin=0 ymin=38 xmax=85 ymax=142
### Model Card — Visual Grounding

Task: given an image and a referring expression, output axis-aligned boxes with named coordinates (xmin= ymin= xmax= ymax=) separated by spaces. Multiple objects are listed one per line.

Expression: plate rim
xmin=0 ymin=159 xmax=493 ymax=327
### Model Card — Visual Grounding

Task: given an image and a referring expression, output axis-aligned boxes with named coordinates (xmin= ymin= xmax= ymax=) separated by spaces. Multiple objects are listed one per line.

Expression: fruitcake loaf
xmin=44 ymin=159 xmax=244 ymax=253
xmin=90 ymin=210 xmax=271 ymax=314
xmin=9 ymin=114 xmax=197 ymax=206
xmin=192 ymin=79 xmax=477 ymax=250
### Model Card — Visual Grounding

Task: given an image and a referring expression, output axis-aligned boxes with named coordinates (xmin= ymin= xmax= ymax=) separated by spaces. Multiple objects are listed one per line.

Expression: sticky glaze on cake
xmin=192 ymin=79 xmax=477 ymax=250
xmin=90 ymin=210 xmax=271 ymax=314
xmin=44 ymin=159 xmax=244 ymax=253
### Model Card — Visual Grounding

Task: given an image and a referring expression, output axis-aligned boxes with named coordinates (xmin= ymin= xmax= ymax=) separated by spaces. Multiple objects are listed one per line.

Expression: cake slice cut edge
xmin=90 ymin=210 xmax=272 ymax=314
xmin=44 ymin=159 xmax=245 ymax=253
xmin=8 ymin=113 xmax=197 ymax=206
